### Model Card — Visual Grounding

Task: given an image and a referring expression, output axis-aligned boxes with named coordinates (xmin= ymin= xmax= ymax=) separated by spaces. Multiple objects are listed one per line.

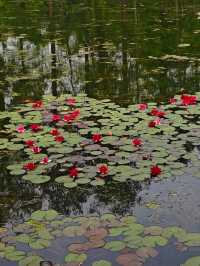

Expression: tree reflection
xmin=0 ymin=0 xmax=199 ymax=109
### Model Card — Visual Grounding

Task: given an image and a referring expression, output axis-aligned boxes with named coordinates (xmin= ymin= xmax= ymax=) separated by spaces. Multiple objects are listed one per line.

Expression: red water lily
xmin=16 ymin=124 xmax=25 ymax=133
xmin=181 ymin=94 xmax=197 ymax=106
xmin=66 ymin=97 xmax=76 ymax=106
xmin=151 ymin=165 xmax=161 ymax=176
xmin=132 ymin=138 xmax=142 ymax=147
xmin=64 ymin=109 xmax=80 ymax=123
xmin=50 ymin=128 xmax=60 ymax=136
xmin=150 ymin=108 xmax=166 ymax=118
xmin=25 ymin=140 xmax=35 ymax=147
xmin=63 ymin=114 xmax=73 ymax=123
xmin=98 ymin=164 xmax=109 ymax=176
xmin=31 ymin=146 xmax=42 ymax=154
xmin=23 ymin=162 xmax=37 ymax=171
xmin=71 ymin=109 xmax=80 ymax=119
xmin=32 ymin=100 xmax=43 ymax=108
xmin=30 ymin=124 xmax=42 ymax=132
xmin=40 ymin=157 xmax=51 ymax=165
xmin=92 ymin=133 xmax=102 ymax=143
xmin=169 ymin=98 xmax=177 ymax=104
xmin=148 ymin=118 xmax=161 ymax=128
xmin=51 ymin=114 xmax=61 ymax=122
xmin=68 ymin=166 xmax=78 ymax=178
xmin=54 ymin=135 xmax=65 ymax=142
xmin=138 ymin=103 xmax=148 ymax=111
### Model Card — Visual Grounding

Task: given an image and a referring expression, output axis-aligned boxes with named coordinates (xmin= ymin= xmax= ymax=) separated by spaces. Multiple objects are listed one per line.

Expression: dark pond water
xmin=0 ymin=1 xmax=200 ymax=265
xmin=0 ymin=0 xmax=200 ymax=109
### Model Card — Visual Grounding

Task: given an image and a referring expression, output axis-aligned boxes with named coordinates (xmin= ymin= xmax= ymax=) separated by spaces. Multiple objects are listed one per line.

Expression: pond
xmin=0 ymin=1 xmax=200 ymax=266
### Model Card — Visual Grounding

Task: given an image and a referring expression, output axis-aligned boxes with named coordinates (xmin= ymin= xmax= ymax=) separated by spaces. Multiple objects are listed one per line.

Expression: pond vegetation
xmin=0 ymin=1 xmax=200 ymax=265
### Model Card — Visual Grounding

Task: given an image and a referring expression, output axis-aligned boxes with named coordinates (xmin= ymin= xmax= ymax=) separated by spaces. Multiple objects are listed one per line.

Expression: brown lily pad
xmin=68 ymin=239 xmax=105 ymax=254
xmin=68 ymin=243 xmax=89 ymax=253
xmin=144 ymin=226 xmax=163 ymax=236
xmin=62 ymin=263 xmax=82 ymax=266
xmin=87 ymin=239 xmax=105 ymax=249
xmin=175 ymin=242 xmax=188 ymax=252
xmin=136 ymin=247 xmax=159 ymax=259
xmin=85 ymin=228 xmax=108 ymax=240
xmin=116 ymin=253 xmax=144 ymax=266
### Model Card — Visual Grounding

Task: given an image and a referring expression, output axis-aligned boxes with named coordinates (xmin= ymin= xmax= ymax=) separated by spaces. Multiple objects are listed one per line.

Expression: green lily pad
xmin=92 ymin=260 xmax=112 ymax=266
xmin=64 ymin=253 xmax=87 ymax=263
xmin=181 ymin=257 xmax=200 ymax=266
xmin=19 ymin=255 xmax=43 ymax=266
xmin=104 ymin=241 xmax=126 ymax=251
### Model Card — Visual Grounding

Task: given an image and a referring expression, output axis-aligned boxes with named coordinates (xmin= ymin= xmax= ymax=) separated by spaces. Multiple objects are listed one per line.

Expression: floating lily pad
xmin=64 ymin=253 xmax=87 ymax=263
xmin=92 ymin=260 xmax=112 ymax=266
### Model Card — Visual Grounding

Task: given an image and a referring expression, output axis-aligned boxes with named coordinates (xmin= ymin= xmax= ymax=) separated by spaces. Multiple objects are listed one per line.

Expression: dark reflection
xmin=0 ymin=168 xmax=142 ymax=225
xmin=0 ymin=0 xmax=199 ymax=109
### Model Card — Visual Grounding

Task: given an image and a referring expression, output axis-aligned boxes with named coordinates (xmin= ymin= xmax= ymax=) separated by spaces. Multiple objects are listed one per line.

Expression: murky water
xmin=0 ymin=0 xmax=199 ymax=110
xmin=0 ymin=1 xmax=200 ymax=265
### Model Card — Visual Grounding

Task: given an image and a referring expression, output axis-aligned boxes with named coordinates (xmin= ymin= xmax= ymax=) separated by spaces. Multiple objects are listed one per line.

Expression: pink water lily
xmin=66 ymin=97 xmax=76 ymax=106
xmin=40 ymin=157 xmax=51 ymax=164
xmin=138 ymin=103 xmax=148 ymax=111
xmin=169 ymin=98 xmax=177 ymax=104
xmin=31 ymin=146 xmax=42 ymax=154
xmin=16 ymin=124 xmax=25 ymax=133
xmin=148 ymin=118 xmax=161 ymax=127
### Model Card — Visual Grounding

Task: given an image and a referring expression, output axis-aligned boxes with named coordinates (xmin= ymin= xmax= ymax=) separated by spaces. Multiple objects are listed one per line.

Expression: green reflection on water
xmin=0 ymin=0 xmax=199 ymax=109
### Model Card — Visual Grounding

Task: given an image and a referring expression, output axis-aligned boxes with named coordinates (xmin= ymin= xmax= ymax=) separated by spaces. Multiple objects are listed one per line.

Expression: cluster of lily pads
xmin=0 ymin=209 xmax=200 ymax=266
xmin=1 ymin=92 xmax=200 ymax=188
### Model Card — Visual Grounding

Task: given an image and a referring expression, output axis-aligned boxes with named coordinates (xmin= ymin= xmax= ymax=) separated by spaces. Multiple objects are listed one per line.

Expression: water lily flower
xmin=32 ymin=100 xmax=43 ymax=108
xmin=31 ymin=146 xmax=42 ymax=154
xmin=63 ymin=109 xmax=80 ymax=123
xmin=71 ymin=109 xmax=80 ymax=119
xmin=150 ymin=108 xmax=166 ymax=118
xmin=51 ymin=114 xmax=61 ymax=122
xmin=30 ymin=124 xmax=42 ymax=132
xmin=54 ymin=135 xmax=65 ymax=142
xmin=40 ymin=157 xmax=51 ymax=164
xmin=151 ymin=165 xmax=161 ymax=176
xmin=148 ymin=118 xmax=161 ymax=128
xmin=25 ymin=140 xmax=35 ymax=147
xmin=98 ymin=164 xmax=109 ymax=176
xmin=16 ymin=124 xmax=25 ymax=133
xmin=132 ymin=138 xmax=142 ymax=147
xmin=138 ymin=103 xmax=148 ymax=111
xmin=92 ymin=133 xmax=102 ymax=143
xmin=169 ymin=98 xmax=177 ymax=104
xmin=66 ymin=97 xmax=76 ymax=106
xmin=107 ymin=131 xmax=113 ymax=136
xmin=23 ymin=162 xmax=37 ymax=171
xmin=50 ymin=128 xmax=60 ymax=136
xmin=63 ymin=114 xmax=73 ymax=123
xmin=68 ymin=166 xmax=78 ymax=178
xmin=181 ymin=94 xmax=197 ymax=106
